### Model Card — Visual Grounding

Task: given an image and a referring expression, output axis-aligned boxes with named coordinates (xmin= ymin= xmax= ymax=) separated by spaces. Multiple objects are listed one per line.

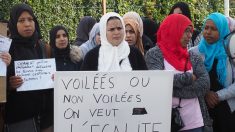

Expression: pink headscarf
xmin=226 ymin=16 xmax=235 ymax=32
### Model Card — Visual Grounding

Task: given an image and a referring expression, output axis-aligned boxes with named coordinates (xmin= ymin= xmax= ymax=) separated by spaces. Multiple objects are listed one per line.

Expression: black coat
xmin=6 ymin=41 xmax=53 ymax=125
xmin=56 ymin=56 xmax=82 ymax=71
xmin=80 ymin=45 xmax=147 ymax=71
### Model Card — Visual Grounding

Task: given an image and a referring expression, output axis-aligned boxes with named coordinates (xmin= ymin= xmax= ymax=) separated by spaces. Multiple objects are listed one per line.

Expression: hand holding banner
xmin=15 ymin=58 xmax=56 ymax=91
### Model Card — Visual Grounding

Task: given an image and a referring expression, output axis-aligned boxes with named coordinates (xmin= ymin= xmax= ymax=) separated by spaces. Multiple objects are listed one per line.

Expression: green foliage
xmin=0 ymin=0 xmax=227 ymax=42
xmin=140 ymin=0 xmax=224 ymax=30
xmin=26 ymin=0 xmax=102 ymax=42
xmin=0 ymin=0 xmax=102 ymax=42
xmin=0 ymin=0 xmax=21 ymax=20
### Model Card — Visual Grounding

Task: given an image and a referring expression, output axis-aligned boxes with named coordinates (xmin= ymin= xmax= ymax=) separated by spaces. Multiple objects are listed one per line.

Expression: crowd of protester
xmin=1 ymin=1 xmax=235 ymax=132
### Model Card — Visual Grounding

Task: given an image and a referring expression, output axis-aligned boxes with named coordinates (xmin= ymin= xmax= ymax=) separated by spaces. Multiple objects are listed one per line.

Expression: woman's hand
xmin=0 ymin=52 xmax=11 ymax=66
xmin=9 ymin=76 xmax=23 ymax=90
xmin=51 ymin=74 xmax=54 ymax=81
xmin=205 ymin=91 xmax=219 ymax=109
xmin=192 ymin=74 xmax=197 ymax=81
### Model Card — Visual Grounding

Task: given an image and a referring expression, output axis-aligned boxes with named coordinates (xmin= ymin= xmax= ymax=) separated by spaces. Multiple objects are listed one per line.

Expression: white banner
xmin=54 ymin=70 xmax=173 ymax=132
xmin=15 ymin=58 xmax=56 ymax=91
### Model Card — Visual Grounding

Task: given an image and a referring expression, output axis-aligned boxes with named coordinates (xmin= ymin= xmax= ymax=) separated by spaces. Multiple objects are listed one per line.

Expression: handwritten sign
xmin=54 ymin=71 xmax=174 ymax=132
xmin=0 ymin=35 xmax=11 ymax=76
xmin=15 ymin=58 xmax=56 ymax=91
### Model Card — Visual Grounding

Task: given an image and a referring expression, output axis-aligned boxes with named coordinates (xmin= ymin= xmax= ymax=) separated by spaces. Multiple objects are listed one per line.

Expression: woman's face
xmin=17 ymin=11 xmax=35 ymax=37
xmin=180 ymin=26 xmax=193 ymax=48
xmin=173 ymin=7 xmax=182 ymax=14
xmin=55 ymin=29 xmax=68 ymax=49
xmin=106 ymin=18 xmax=124 ymax=46
xmin=125 ymin=24 xmax=137 ymax=45
xmin=203 ymin=20 xmax=220 ymax=44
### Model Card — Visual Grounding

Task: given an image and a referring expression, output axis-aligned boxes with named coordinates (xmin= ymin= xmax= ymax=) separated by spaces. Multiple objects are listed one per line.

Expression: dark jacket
xmin=80 ymin=45 xmax=147 ymax=71
xmin=56 ymin=57 xmax=81 ymax=71
xmin=142 ymin=35 xmax=155 ymax=53
xmin=6 ymin=40 xmax=52 ymax=124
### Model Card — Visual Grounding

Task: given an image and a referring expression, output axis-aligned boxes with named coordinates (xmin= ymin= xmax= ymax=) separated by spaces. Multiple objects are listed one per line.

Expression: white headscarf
xmin=98 ymin=12 xmax=132 ymax=72
xmin=123 ymin=11 xmax=143 ymax=36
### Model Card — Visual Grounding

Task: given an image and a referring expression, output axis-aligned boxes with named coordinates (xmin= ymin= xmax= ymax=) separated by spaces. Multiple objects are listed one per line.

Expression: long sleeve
xmin=216 ymin=83 xmax=235 ymax=112
xmin=145 ymin=46 xmax=210 ymax=98
xmin=216 ymin=59 xmax=235 ymax=112
xmin=174 ymin=51 xmax=210 ymax=98
xmin=145 ymin=46 xmax=197 ymax=96
xmin=173 ymin=72 xmax=194 ymax=88
xmin=145 ymin=46 xmax=164 ymax=70
xmin=217 ymin=84 xmax=235 ymax=101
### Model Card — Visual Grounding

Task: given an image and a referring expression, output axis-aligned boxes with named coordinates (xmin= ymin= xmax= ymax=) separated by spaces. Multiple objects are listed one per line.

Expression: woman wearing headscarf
xmin=6 ymin=3 xmax=53 ymax=132
xmin=169 ymin=2 xmax=200 ymax=49
xmin=74 ymin=16 xmax=96 ymax=46
xmin=80 ymin=12 xmax=147 ymax=71
xmin=141 ymin=16 xmax=159 ymax=44
xmin=190 ymin=12 xmax=235 ymax=132
xmin=79 ymin=23 xmax=100 ymax=59
xmin=124 ymin=18 xmax=144 ymax=55
xmin=123 ymin=11 xmax=155 ymax=53
xmin=49 ymin=25 xmax=82 ymax=71
xmin=145 ymin=14 xmax=211 ymax=131
xmin=169 ymin=2 xmax=192 ymax=20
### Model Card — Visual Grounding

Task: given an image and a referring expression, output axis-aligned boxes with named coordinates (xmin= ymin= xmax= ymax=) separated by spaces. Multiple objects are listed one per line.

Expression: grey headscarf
xmin=80 ymin=23 xmax=100 ymax=59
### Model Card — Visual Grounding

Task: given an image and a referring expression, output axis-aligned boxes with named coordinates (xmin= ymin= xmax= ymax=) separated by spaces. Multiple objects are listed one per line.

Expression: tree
xmin=0 ymin=0 xmax=228 ymax=41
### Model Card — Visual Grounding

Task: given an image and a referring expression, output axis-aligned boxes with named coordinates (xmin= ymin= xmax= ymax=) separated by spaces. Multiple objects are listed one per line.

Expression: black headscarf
xmin=169 ymin=2 xmax=192 ymax=20
xmin=142 ymin=17 xmax=159 ymax=43
xmin=9 ymin=3 xmax=41 ymax=47
xmin=49 ymin=25 xmax=70 ymax=59
xmin=74 ymin=16 xmax=96 ymax=46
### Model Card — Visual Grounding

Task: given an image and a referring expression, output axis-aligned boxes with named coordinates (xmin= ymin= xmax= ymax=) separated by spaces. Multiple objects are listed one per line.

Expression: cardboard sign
xmin=0 ymin=76 xmax=6 ymax=102
xmin=54 ymin=70 xmax=174 ymax=132
xmin=0 ymin=22 xmax=8 ymax=37
xmin=0 ymin=29 xmax=11 ymax=102
xmin=14 ymin=58 xmax=56 ymax=91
